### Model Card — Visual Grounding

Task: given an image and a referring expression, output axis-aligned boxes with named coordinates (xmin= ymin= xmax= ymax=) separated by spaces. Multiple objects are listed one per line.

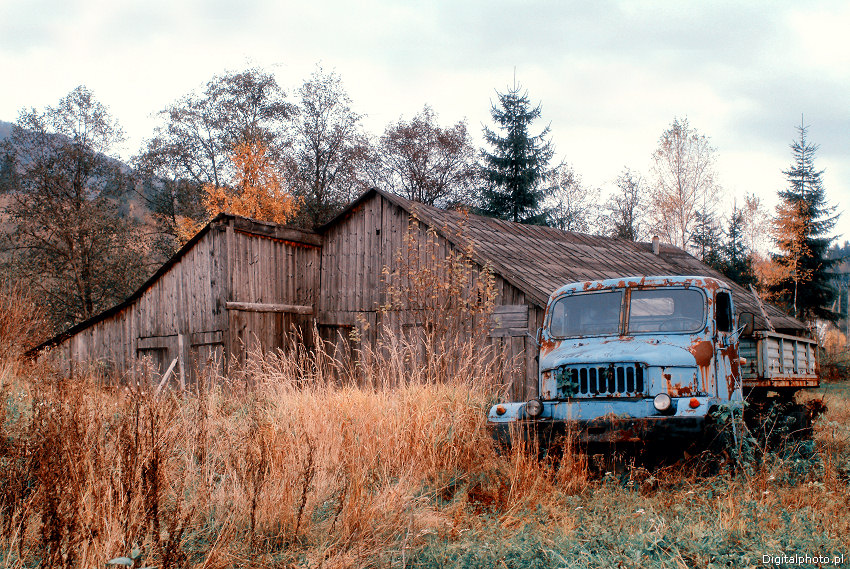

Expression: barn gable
xmin=36 ymin=214 xmax=321 ymax=382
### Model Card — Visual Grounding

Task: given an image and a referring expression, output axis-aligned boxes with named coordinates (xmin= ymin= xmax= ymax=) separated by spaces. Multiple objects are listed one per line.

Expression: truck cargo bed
xmin=739 ymin=331 xmax=818 ymax=390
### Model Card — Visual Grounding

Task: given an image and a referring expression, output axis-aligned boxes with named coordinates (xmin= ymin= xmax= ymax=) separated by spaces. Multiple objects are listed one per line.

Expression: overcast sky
xmin=2 ymin=0 xmax=848 ymax=244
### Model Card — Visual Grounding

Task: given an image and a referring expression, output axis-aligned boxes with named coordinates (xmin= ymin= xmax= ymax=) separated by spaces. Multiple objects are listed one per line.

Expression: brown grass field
xmin=2 ymin=278 xmax=850 ymax=569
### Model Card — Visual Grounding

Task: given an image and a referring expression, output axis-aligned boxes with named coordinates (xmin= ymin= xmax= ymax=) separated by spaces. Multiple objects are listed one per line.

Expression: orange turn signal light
xmin=689 ymin=398 xmax=700 ymax=409
xmin=496 ymin=405 xmax=507 ymax=416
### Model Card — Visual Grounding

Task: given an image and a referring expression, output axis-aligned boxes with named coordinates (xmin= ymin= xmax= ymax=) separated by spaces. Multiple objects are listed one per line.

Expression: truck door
xmin=714 ymin=291 xmax=739 ymax=399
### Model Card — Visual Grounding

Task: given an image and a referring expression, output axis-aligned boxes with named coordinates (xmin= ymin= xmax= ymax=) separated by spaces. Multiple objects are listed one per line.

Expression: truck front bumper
xmin=488 ymin=398 xmax=722 ymax=445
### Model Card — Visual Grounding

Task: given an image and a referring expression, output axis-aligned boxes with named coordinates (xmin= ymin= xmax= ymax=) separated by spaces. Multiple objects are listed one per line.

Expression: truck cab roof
xmin=550 ymin=275 xmax=731 ymax=300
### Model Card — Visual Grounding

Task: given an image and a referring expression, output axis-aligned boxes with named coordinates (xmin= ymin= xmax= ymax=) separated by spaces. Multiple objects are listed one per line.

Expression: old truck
xmin=487 ymin=275 xmax=819 ymax=447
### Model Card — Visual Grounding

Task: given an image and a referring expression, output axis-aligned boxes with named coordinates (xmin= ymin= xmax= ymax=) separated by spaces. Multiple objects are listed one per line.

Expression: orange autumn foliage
xmin=175 ymin=215 xmax=206 ymax=245
xmin=175 ymin=142 xmax=300 ymax=244
xmin=203 ymin=140 xmax=299 ymax=227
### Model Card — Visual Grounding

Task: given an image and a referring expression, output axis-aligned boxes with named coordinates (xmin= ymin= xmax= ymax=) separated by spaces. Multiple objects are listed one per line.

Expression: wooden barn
xmin=36 ymin=188 xmax=805 ymax=399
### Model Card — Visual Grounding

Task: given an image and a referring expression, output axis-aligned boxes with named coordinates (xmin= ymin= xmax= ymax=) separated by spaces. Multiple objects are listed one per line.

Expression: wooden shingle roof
xmin=333 ymin=189 xmax=805 ymax=333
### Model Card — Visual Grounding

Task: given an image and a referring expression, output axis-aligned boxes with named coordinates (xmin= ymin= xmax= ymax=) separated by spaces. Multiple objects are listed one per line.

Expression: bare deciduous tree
xmin=375 ymin=105 xmax=476 ymax=207
xmin=649 ymin=117 xmax=720 ymax=251
xmin=135 ymin=68 xmax=294 ymax=251
xmin=741 ymin=192 xmax=770 ymax=256
xmin=603 ymin=167 xmax=647 ymax=241
xmin=2 ymin=86 xmax=151 ymax=331
xmin=543 ymin=163 xmax=600 ymax=233
xmin=291 ymin=67 xmax=371 ymax=227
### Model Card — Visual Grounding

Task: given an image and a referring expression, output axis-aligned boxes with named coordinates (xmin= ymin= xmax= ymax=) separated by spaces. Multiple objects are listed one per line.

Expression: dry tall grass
xmin=3 ymin=242 xmax=850 ymax=567
xmin=0 ymin=279 xmax=48 ymax=381
xmin=0 ymin=326 xmax=586 ymax=569
xmin=3 ymin=333 xmax=849 ymax=568
xmin=0 ymin=225 xmax=586 ymax=568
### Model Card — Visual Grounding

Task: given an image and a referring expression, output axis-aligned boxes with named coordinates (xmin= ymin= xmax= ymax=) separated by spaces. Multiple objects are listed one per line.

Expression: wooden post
xmin=225 ymin=220 xmax=235 ymax=364
xmin=155 ymin=358 xmax=179 ymax=395
xmin=177 ymin=333 xmax=186 ymax=391
xmin=750 ymin=284 xmax=775 ymax=332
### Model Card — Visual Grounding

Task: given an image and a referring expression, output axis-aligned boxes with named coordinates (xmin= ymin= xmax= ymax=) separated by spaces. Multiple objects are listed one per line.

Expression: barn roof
xmin=322 ymin=188 xmax=805 ymax=333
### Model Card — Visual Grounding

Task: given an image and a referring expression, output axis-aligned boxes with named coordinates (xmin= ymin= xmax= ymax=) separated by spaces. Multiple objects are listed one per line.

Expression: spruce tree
xmin=770 ymin=120 xmax=838 ymax=322
xmin=721 ymin=206 xmax=757 ymax=287
xmin=691 ymin=209 xmax=724 ymax=271
xmin=479 ymin=82 xmax=553 ymax=224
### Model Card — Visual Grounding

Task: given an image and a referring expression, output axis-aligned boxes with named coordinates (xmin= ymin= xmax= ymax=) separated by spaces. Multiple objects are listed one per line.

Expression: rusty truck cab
xmin=488 ymin=276 xmax=743 ymax=444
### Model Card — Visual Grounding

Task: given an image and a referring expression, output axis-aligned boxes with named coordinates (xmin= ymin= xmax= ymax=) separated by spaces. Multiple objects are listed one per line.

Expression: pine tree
xmin=770 ymin=120 xmax=838 ymax=322
xmin=721 ymin=205 xmax=757 ymax=287
xmin=479 ymin=82 xmax=554 ymax=224
xmin=691 ymin=209 xmax=724 ymax=271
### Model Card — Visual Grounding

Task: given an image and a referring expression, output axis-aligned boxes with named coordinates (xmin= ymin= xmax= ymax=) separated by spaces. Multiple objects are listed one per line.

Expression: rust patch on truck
xmin=539 ymin=336 xmax=557 ymax=355
xmin=690 ymin=340 xmax=713 ymax=367
xmin=690 ymin=340 xmax=713 ymax=392
xmin=720 ymin=345 xmax=740 ymax=396
xmin=664 ymin=371 xmax=694 ymax=397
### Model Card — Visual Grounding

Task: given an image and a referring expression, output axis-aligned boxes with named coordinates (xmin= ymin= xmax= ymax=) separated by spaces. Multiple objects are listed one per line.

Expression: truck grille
xmin=554 ymin=363 xmax=645 ymax=397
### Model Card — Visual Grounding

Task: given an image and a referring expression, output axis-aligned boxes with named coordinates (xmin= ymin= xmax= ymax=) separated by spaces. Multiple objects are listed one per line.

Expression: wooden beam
xmin=489 ymin=328 xmax=531 ymax=338
xmin=177 ymin=333 xmax=186 ymax=391
xmin=491 ymin=304 xmax=529 ymax=329
xmin=190 ymin=330 xmax=224 ymax=346
xmin=225 ymin=301 xmax=313 ymax=315
xmin=137 ymin=335 xmax=176 ymax=350
xmin=230 ymin=217 xmax=322 ymax=247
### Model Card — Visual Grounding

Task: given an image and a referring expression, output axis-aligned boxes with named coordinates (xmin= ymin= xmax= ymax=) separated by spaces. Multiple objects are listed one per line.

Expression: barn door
xmin=137 ymin=347 xmax=169 ymax=375
xmin=489 ymin=305 xmax=532 ymax=401
xmin=137 ymin=335 xmax=179 ymax=384
xmin=227 ymin=305 xmax=316 ymax=367
xmin=189 ymin=331 xmax=225 ymax=382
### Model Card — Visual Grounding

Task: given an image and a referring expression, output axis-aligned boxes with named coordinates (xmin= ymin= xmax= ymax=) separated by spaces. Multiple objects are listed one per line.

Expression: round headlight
xmin=653 ymin=393 xmax=673 ymax=413
xmin=524 ymin=399 xmax=544 ymax=418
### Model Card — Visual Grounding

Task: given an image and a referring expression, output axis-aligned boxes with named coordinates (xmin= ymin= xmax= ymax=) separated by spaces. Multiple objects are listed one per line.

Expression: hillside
xmin=0 ymin=118 xmax=154 ymax=218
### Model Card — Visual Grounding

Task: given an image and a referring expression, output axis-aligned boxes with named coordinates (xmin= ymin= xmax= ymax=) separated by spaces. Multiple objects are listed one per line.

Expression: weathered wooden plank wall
xmin=224 ymin=222 xmax=320 ymax=361
xmin=317 ymin=193 xmax=542 ymax=400
xmin=54 ymin=227 xmax=226 ymax=380
xmin=49 ymin=197 xmax=542 ymax=399
xmin=52 ymin=216 xmax=321 ymax=385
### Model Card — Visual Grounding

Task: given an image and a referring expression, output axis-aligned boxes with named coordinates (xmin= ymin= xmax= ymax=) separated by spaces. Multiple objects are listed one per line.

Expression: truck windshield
xmin=548 ymin=287 xmax=707 ymax=338
xmin=548 ymin=291 xmax=623 ymax=338
xmin=628 ymin=288 xmax=705 ymax=333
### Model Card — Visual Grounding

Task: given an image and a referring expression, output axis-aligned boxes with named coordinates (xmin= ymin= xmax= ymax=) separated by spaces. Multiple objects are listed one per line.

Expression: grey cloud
xmin=0 ymin=0 xmax=74 ymax=53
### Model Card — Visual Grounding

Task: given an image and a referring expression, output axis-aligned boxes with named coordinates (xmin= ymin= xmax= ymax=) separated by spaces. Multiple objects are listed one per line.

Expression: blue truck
xmin=488 ymin=276 xmax=819 ymax=446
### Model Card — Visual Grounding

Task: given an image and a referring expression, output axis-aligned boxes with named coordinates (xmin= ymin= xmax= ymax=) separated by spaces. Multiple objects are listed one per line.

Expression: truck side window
xmin=716 ymin=291 xmax=732 ymax=332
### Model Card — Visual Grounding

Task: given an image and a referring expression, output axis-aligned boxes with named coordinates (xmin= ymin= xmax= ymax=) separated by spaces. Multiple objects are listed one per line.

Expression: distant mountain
xmin=0 ymin=119 xmax=153 ymax=222
xmin=0 ymin=119 xmax=133 ymax=172
xmin=0 ymin=120 xmax=13 ymax=141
